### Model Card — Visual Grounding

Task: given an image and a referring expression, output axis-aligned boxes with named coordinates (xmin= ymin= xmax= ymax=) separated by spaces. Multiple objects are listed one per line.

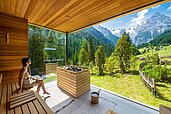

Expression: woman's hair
xmin=22 ymin=58 xmax=30 ymax=66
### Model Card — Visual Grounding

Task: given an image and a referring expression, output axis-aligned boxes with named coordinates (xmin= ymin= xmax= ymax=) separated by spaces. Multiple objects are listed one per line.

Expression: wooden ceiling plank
xmin=42 ymin=0 xmax=79 ymax=26
xmin=36 ymin=0 xmax=67 ymax=24
xmin=120 ymin=0 xmax=148 ymax=11
xmin=54 ymin=0 xmax=152 ymax=31
xmin=0 ymin=0 xmax=5 ymax=12
xmin=63 ymin=7 xmax=122 ymax=32
xmin=0 ymin=0 xmax=169 ymax=32
xmin=45 ymin=0 xmax=96 ymax=27
xmin=56 ymin=2 xmax=121 ymax=31
xmin=75 ymin=1 xmax=119 ymax=25
xmin=32 ymin=0 xmax=57 ymax=23
xmin=4 ymin=0 xmax=10 ymax=14
xmin=49 ymin=0 xmax=110 ymax=28
xmin=62 ymin=0 xmax=169 ymax=32
xmin=11 ymin=0 xmax=17 ymax=15
xmin=20 ymin=0 xmax=30 ymax=18
xmin=15 ymin=0 xmax=23 ymax=17
xmin=28 ymin=0 xmax=45 ymax=21
xmin=38 ymin=0 xmax=71 ymax=25
xmin=50 ymin=0 xmax=113 ymax=28
xmin=24 ymin=0 xmax=38 ymax=18
xmin=84 ymin=1 xmax=120 ymax=19
xmin=31 ymin=0 xmax=51 ymax=22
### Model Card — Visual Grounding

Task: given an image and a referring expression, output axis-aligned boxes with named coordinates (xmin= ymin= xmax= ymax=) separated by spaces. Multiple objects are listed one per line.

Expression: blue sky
xmin=98 ymin=1 xmax=171 ymax=30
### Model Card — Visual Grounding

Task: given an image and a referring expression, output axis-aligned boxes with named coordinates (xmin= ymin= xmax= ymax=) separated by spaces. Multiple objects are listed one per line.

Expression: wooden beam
xmin=65 ymin=32 xmax=68 ymax=65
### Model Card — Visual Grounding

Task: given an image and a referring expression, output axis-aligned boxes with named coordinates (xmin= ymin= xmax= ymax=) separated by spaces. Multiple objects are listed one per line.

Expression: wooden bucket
xmin=91 ymin=89 xmax=101 ymax=104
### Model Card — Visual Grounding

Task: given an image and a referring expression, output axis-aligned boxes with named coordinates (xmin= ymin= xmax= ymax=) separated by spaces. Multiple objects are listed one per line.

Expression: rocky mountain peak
xmin=133 ymin=13 xmax=171 ymax=45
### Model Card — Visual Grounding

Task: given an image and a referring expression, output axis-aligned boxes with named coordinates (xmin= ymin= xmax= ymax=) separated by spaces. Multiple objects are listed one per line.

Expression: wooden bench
xmin=0 ymin=81 xmax=54 ymax=114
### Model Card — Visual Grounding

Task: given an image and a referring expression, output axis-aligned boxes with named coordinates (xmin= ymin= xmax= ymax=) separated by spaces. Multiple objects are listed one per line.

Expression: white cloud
xmin=168 ymin=4 xmax=171 ymax=10
xmin=151 ymin=5 xmax=160 ymax=9
xmin=131 ymin=9 xmax=148 ymax=25
xmin=119 ymin=21 xmax=123 ymax=23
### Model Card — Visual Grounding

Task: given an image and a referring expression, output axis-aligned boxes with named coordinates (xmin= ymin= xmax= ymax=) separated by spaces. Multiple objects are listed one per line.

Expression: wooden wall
xmin=0 ymin=13 xmax=28 ymax=84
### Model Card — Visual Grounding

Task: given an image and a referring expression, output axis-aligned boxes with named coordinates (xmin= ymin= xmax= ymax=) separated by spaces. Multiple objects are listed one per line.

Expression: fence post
xmin=139 ymin=70 xmax=157 ymax=97
xmin=152 ymin=78 xmax=156 ymax=97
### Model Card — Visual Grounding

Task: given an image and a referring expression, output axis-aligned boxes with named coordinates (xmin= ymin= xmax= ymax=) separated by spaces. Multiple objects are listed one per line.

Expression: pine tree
xmin=105 ymin=52 xmax=118 ymax=75
xmin=95 ymin=46 xmax=105 ymax=75
xmin=79 ymin=48 xmax=89 ymax=66
xmin=114 ymin=32 xmax=132 ymax=73
xmin=88 ymin=38 xmax=95 ymax=63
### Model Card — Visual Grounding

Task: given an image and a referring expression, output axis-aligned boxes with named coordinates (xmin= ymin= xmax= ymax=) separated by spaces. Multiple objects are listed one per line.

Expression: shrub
xmin=143 ymin=64 xmax=171 ymax=82
xmin=143 ymin=65 xmax=161 ymax=82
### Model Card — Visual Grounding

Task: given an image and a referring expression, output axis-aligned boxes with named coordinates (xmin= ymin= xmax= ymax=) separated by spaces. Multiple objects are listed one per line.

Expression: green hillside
xmin=139 ymin=29 xmax=171 ymax=48
xmin=138 ymin=45 xmax=171 ymax=58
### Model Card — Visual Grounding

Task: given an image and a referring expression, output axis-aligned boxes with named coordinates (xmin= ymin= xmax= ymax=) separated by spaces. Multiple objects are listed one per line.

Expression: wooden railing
xmin=139 ymin=71 xmax=157 ymax=97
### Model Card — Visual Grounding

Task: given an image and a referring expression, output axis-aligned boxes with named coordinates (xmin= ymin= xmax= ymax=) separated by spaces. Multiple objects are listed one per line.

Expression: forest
xmin=28 ymin=24 xmax=139 ymax=75
xmin=28 ymin=24 xmax=171 ymax=82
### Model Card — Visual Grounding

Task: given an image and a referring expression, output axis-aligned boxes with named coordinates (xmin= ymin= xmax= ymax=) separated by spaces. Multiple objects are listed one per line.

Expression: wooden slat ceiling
xmin=0 ymin=0 xmax=170 ymax=33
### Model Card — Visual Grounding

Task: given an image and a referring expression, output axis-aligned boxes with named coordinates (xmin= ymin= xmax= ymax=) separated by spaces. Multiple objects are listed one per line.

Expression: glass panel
xmin=28 ymin=25 xmax=65 ymax=78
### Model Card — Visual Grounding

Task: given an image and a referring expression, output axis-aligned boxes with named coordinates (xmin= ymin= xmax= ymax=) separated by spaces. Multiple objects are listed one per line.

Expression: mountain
xmin=94 ymin=25 xmax=119 ymax=44
xmin=68 ymin=27 xmax=115 ymax=59
xmin=133 ymin=12 xmax=171 ymax=45
xmin=111 ymin=27 xmax=138 ymax=40
xmin=85 ymin=27 xmax=114 ymax=45
xmin=111 ymin=28 xmax=125 ymax=37
xmin=138 ymin=29 xmax=171 ymax=48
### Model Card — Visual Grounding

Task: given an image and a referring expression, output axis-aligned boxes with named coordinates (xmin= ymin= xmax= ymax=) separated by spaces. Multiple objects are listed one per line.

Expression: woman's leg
xmin=37 ymin=84 xmax=41 ymax=93
xmin=37 ymin=80 xmax=50 ymax=94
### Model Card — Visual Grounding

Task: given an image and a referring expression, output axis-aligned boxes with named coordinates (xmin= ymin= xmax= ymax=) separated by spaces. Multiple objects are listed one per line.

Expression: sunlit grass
xmin=91 ymin=75 xmax=171 ymax=108
xmin=138 ymin=45 xmax=171 ymax=57
xmin=44 ymin=76 xmax=56 ymax=83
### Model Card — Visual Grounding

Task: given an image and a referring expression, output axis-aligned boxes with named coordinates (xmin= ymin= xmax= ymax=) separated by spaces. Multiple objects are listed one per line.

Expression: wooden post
xmin=65 ymin=32 xmax=68 ymax=65
xmin=152 ymin=78 xmax=156 ymax=97
xmin=139 ymin=70 xmax=157 ymax=97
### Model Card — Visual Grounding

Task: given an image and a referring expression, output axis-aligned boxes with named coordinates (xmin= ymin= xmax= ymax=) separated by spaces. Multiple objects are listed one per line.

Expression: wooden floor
xmin=0 ymin=82 xmax=53 ymax=114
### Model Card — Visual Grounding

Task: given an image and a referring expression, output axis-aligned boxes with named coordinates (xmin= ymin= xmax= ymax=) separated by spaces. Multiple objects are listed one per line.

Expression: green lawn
xmin=138 ymin=45 xmax=171 ymax=57
xmin=91 ymin=75 xmax=171 ymax=108
xmin=44 ymin=76 xmax=56 ymax=83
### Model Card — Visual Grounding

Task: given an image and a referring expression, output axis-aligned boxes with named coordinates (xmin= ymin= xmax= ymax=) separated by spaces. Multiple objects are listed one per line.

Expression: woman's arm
xmin=19 ymin=68 xmax=25 ymax=91
xmin=28 ymin=67 xmax=36 ymax=80
xmin=28 ymin=67 xmax=31 ymax=75
xmin=28 ymin=74 xmax=37 ymax=80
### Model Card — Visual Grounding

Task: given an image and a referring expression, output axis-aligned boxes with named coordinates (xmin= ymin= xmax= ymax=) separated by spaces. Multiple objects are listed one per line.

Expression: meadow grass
xmin=44 ymin=76 xmax=56 ymax=83
xmin=138 ymin=45 xmax=171 ymax=57
xmin=91 ymin=75 xmax=171 ymax=108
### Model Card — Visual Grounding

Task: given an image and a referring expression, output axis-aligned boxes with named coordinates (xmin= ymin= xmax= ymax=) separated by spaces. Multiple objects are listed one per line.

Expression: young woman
xmin=18 ymin=58 xmax=50 ymax=95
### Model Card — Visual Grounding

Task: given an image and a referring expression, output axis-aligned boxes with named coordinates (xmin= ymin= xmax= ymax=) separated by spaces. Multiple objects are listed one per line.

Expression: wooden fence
xmin=139 ymin=71 xmax=157 ymax=97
